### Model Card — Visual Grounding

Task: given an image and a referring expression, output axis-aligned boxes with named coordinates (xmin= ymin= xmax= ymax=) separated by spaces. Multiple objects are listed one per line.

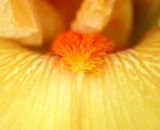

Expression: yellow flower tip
xmin=49 ymin=31 xmax=115 ymax=76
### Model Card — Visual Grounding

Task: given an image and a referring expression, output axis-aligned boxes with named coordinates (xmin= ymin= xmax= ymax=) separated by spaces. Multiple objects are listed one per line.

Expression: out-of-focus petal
xmin=35 ymin=0 xmax=65 ymax=43
xmin=48 ymin=0 xmax=82 ymax=28
xmin=71 ymin=0 xmax=133 ymax=50
xmin=71 ymin=0 xmax=116 ymax=33
xmin=130 ymin=0 xmax=160 ymax=44
xmin=0 ymin=27 xmax=160 ymax=129
xmin=0 ymin=0 xmax=43 ymax=46
xmin=102 ymin=0 xmax=133 ymax=50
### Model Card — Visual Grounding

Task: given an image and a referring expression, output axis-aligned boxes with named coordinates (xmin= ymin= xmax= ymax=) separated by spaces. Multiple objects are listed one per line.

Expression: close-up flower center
xmin=0 ymin=0 xmax=160 ymax=130
xmin=49 ymin=31 xmax=115 ymax=76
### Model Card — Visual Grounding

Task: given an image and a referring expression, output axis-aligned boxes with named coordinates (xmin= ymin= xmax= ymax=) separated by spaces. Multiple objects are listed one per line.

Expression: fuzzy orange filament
xmin=49 ymin=31 xmax=115 ymax=76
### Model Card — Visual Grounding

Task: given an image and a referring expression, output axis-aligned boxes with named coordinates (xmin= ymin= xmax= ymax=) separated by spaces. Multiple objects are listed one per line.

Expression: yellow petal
xmin=0 ymin=27 xmax=160 ymax=130
xmin=0 ymin=0 xmax=43 ymax=46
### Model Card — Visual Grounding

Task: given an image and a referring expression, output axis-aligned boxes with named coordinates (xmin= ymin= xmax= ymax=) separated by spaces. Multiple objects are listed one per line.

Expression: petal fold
xmin=71 ymin=0 xmax=133 ymax=50
xmin=0 ymin=0 xmax=43 ymax=46
xmin=71 ymin=0 xmax=116 ymax=33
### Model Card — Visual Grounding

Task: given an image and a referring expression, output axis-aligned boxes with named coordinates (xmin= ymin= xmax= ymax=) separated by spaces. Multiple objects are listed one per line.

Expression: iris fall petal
xmin=0 ymin=27 xmax=160 ymax=129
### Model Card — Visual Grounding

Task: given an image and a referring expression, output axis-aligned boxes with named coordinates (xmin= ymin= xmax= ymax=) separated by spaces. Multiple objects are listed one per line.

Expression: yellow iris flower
xmin=0 ymin=0 xmax=160 ymax=130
